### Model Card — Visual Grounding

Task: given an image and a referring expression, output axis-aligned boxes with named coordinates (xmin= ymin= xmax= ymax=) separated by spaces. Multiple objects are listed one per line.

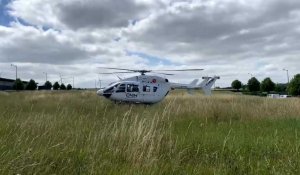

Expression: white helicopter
xmin=97 ymin=67 xmax=220 ymax=104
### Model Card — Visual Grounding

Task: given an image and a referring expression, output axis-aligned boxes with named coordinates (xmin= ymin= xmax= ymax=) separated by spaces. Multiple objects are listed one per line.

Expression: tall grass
xmin=0 ymin=91 xmax=300 ymax=174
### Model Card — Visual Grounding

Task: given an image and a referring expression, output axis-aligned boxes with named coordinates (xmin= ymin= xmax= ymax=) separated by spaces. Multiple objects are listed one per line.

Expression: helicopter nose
xmin=97 ymin=89 xmax=104 ymax=96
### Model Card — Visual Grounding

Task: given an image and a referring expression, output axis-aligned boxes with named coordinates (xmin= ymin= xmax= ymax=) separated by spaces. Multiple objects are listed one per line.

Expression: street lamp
xmin=59 ymin=74 xmax=63 ymax=84
xmin=72 ymin=76 xmax=74 ymax=88
xmin=97 ymin=74 xmax=101 ymax=89
xmin=11 ymin=64 xmax=18 ymax=80
xmin=283 ymin=68 xmax=290 ymax=84
xmin=60 ymin=76 xmax=75 ymax=88
xmin=43 ymin=72 xmax=48 ymax=82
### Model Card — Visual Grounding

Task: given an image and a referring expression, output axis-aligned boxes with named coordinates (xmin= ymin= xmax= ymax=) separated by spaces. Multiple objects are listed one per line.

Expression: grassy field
xmin=0 ymin=90 xmax=300 ymax=174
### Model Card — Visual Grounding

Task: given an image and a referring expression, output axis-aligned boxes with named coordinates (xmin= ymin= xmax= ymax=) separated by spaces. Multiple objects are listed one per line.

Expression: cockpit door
xmin=142 ymin=84 xmax=156 ymax=103
xmin=125 ymin=84 xmax=140 ymax=102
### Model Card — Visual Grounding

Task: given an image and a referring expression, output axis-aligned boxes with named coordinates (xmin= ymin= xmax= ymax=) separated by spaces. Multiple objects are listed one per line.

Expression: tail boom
xmin=170 ymin=76 xmax=220 ymax=95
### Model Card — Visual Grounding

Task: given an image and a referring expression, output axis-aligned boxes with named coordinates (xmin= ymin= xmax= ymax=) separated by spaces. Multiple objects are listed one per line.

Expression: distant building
xmin=267 ymin=94 xmax=291 ymax=99
xmin=0 ymin=78 xmax=29 ymax=90
xmin=38 ymin=85 xmax=51 ymax=90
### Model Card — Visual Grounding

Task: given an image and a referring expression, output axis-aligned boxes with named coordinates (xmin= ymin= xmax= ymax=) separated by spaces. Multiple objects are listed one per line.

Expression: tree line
xmin=13 ymin=79 xmax=72 ymax=91
xmin=231 ymin=74 xmax=300 ymax=96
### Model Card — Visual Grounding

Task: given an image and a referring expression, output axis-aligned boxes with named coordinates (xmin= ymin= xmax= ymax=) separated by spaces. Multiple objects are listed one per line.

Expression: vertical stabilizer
xmin=190 ymin=79 xmax=199 ymax=86
xmin=202 ymin=76 xmax=220 ymax=95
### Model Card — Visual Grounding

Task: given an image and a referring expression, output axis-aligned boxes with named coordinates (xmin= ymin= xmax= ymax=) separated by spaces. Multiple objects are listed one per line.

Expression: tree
xmin=231 ymin=80 xmax=242 ymax=91
xmin=60 ymin=83 xmax=66 ymax=90
xmin=274 ymin=83 xmax=287 ymax=93
xmin=260 ymin=77 xmax=275 ymax=93
xmin=53 ymin=82 xmax=60 ymax=90
xmin=247 ymin=77 xmax=260 ymax=92
xmin=287 ymin=74 xmax=300 ymax=96
xmin=26 ymin=79 xmax=37 ymax=90
xmin=44 ymin=81 xmax=52 ymax=90
xmin=67 ymin=84 xmax=72 ymax=90
xmin=13 ymin=78 xmax=24 ymax=90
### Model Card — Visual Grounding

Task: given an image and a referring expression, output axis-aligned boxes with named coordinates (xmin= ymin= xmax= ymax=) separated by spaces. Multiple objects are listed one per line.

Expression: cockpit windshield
xmin=116 ymin=84 xmax=126 ymax=93
xmin=104 ymin=83 xmax=120 ymax=94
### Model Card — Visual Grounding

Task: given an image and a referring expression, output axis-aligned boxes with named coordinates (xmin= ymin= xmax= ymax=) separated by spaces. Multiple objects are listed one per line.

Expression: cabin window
xmin=127 ymin=84 xmax=139 ymax=92
xmin=153 ymin=86 xmax=158 ymax=92
xmin=116 ymin=84 xmax=126 ymax=93
xmin=143 ymin=85 xmax=151 ymax=92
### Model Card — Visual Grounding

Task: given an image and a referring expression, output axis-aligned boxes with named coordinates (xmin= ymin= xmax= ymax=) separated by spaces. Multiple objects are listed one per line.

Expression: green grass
xmin=0 ymin=91 xmax=300 ymax=174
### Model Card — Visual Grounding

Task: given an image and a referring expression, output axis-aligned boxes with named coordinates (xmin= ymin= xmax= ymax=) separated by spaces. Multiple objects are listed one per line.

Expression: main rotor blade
xmin=98 ymin=71 xmax=136 ymax=74
xmin=98 ymin=67 xmax=137 ymax=72
xmin=154 ymin=68 xmax=204 ymax=72
xmin=98 ymin=67 xmax=203 ymax=74
xmin=152 ymin=72 xmax=174 ymax=75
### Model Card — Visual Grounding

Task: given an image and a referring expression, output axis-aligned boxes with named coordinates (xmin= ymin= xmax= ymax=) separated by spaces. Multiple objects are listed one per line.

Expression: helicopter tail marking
xmin=198 ymin=77 xmax=210 ymax=87
xmin=201 ymin=76 xmax=220 ymax=96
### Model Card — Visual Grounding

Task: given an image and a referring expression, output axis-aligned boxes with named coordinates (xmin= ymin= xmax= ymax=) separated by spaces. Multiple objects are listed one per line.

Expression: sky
xmin=0 ymin=0 xmax=299 ymax=88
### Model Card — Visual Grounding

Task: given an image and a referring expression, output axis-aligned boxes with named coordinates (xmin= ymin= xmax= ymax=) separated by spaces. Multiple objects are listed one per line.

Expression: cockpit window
xmin=153 ymin=86 xmax=158 ymax=92
xmin=116 ymin=84 xmax=126 ymax=93
xmin=127 ymin=84 xmax=139 ymax=92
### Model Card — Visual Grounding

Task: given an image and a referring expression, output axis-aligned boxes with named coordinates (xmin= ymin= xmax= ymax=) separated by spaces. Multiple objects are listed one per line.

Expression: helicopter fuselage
xmin=97 ymin=75 xmax=171 ymax=104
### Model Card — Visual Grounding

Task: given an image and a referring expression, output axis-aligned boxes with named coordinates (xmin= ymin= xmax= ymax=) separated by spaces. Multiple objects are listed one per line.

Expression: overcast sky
xmin=0 ymin=0 xmax=299 ymax=88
